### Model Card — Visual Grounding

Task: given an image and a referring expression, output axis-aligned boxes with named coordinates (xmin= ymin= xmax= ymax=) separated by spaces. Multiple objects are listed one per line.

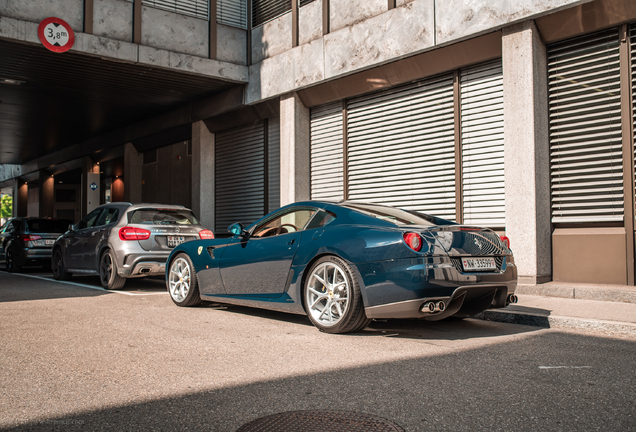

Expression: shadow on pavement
xmin=3 ymin=331 xmax=635 ymax=432
xmin=199 ymin=301 xmax=544 ymax=342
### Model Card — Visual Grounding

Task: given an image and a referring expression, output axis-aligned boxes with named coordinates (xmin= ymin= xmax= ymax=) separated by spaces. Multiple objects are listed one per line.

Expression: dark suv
xmin=0 ymin=217 xmax=72 ymax=272
xmin=51 ymin=203 xmax=213 ymax=290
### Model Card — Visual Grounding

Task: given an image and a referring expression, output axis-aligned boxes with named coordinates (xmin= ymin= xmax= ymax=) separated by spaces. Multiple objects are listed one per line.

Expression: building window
xmin=218 ymin=0 xmax=247 ymax=29
xmin=252 ymin=0 xmax=291 ymax=28
xmin=142 ymin=0 xmax=209 ymax=20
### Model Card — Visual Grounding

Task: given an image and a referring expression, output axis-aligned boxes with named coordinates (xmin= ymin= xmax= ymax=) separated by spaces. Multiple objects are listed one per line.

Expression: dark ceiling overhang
xmin=0 ymin=37 xmax=246 ymax=168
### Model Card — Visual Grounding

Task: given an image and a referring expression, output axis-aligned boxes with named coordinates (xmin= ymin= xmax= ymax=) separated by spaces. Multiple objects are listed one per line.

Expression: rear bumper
xmin=359 ymin=256 xmax=517 ymax=319
xmin=118 ymin=253 xmax=168 ymax=277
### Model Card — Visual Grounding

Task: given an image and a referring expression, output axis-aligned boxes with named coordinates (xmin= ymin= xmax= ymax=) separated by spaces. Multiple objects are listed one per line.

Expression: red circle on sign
xmin=38 ymin=17 xmax=75 ymax=53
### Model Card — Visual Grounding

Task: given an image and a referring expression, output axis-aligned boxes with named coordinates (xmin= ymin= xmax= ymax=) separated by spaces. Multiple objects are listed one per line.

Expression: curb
xmin=516 ymin=284 xmax=636 ymax=304
xmin=474 ymin=309 xmax=636 ymax=338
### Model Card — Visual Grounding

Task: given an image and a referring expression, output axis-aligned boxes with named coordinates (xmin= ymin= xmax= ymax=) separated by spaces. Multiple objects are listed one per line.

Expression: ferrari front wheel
xmin=304 ymin=256 xmax=370 ymax=334
xmin=168 ymin=254 xmax=201 ymax=307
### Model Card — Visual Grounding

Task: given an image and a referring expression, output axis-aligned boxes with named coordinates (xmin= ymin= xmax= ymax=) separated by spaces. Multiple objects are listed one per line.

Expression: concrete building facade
xmin=1 ymin=0 xmax=635 ymax=286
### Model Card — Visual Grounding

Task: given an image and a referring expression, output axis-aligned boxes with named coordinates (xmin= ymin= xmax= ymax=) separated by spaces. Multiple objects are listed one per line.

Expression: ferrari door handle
xmin=287 ymin=239 xmax=295 ymax=245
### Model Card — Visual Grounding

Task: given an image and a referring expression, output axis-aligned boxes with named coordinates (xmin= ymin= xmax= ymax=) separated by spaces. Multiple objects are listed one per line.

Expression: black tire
xmin=167 ymin=253 xmax=201 ymax=307
xmin=304 ymin=255 xmax=371 ymax=334
xmin=51 ymin=248 xmax=72 ymax=281
xmin=5 ymin=245 xmax=22 ymax=273
xmin=99 ymin=249 xmax=126 ymax=290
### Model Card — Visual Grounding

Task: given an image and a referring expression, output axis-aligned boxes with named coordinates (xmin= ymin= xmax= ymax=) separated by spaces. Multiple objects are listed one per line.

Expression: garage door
xmin=215 ymin=121 xmax=266 ymax=232
xmin=346 ymin=74 xmax=456 ymax=220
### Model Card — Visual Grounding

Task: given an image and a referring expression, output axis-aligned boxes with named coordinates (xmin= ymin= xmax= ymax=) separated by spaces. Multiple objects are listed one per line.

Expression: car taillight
xmin=500 ymin=236 xmax=510 ymax=249
xmin=119 ymin=227 xmax=151 ymax=241
xmin=19 ymin=235 xmax=41 ymax=242
xmin=403 ymin=232 xmax=422 ymax=252
xmin=199 ymin=229 xmax=214 ymax=239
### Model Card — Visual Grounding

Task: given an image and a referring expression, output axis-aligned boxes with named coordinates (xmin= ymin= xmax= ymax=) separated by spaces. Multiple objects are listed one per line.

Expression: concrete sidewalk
xmin=475 ymin=283 xmax=636 ymax=338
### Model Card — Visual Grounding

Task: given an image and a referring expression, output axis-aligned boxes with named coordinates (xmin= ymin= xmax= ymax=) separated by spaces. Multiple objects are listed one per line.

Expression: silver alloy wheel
xmin=306 ymin=262 xmax=351 ymax=327
xmin=169 ymin=257 xmax=191 ymax=303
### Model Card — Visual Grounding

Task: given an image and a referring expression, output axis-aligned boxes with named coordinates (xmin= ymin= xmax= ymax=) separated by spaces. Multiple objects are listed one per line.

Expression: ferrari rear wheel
xmin=304 ymin=256 xmax=370 ymax=334
xmin=168 ymin=254 xmax=201 ymax=307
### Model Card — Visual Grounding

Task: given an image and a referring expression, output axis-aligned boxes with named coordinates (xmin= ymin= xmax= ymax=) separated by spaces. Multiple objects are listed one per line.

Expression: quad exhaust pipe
xmin=421 ymin=301 xmax=446 ymax=314
xmin=507 ymin=294 xmax=518 ymax=304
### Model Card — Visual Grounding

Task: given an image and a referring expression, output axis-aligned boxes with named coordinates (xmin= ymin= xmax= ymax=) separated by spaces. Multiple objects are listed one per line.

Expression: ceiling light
xmin=0 ymin=78 xmax=25 ymax=86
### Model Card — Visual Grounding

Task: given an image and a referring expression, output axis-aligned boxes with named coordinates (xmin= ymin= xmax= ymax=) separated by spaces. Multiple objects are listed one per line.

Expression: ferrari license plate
xmin=462 ymin=257 xmax=497 ymax=271
xmin=167 ymin=236 xmax=187 ymax=247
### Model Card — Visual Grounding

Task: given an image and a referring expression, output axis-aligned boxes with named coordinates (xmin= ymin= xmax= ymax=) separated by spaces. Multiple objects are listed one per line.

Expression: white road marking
xmin=1 ymin=271 xmax=168 ymax=296
xmin=539 ymin=366 xmax=592 ymax=369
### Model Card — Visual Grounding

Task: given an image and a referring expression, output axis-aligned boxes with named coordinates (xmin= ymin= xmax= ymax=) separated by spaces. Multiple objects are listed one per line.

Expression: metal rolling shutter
xmin=346 ymin=74 xmax=456 ymax=220
xmin=632 ymin=23 xmax=636 ymax=219
xmin=218 ymin=0 xmax=247 ymax=28
xmin=252 ymin=0 xmax=291 ymax=28
xmin=300 ymin=0 xmax=316 ymax=6
xmin=549 ymin=28 xmax=623 ymax=223
xmin=142 ymin=0 xmax=209 ymax=19
xmin=460 ymin=60 xmax=505 ymax=227
xmin=215 ymin=122 xmax=266 ymax=232
xmin=310 ymin=102 xmax=344 ymax=201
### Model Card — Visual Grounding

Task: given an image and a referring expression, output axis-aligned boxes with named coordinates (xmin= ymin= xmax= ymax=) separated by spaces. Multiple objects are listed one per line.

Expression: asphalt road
xmin=0 ymin=269 xmax=634 ymax=432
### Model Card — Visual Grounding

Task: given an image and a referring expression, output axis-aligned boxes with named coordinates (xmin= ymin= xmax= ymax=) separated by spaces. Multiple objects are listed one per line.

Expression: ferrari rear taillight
xmin=500 ymin=235 xmax=510 ymax=249
xmin=199 ymin=229 xmax=214 ymax=239
xmin=119 ymin=227 xmax=151 ymax=241
xmin=19 ymin=234 xmax=42 ymax=242
xmin=403 ymin=232 xmax=422 ymax=252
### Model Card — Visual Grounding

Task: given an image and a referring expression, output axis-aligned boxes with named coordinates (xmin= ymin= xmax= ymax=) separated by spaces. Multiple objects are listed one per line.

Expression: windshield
xmin=343 ymin=203 xmax=453 ymax=226
xmin=26 ymin=219 xmax=71 ymax=233
xmin=128 ymin=208 xmax=199 ymax=225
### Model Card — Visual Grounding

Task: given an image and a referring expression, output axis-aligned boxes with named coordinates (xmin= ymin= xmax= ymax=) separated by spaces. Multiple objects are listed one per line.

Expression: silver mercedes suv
xmin=51 ymin=203 xmax=213 ymax=289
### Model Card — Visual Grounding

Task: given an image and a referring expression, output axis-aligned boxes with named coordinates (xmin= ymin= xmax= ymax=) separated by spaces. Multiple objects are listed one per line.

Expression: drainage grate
xmin=237 ymin=410 xmax=405 ymax=432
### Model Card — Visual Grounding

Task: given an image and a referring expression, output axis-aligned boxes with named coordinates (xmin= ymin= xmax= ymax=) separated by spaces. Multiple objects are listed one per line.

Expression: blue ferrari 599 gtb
xmin=165 ymin=201 xmax=518 ymax=334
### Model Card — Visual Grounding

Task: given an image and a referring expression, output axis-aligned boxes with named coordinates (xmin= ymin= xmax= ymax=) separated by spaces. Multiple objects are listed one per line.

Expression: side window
xmin=305 ymin=210 xmax=337 ymax=230
xmin=77 ymin=209 xmax=103 ymax=230
xmin=96 ymin=208 xmax=119 ymax=227
xmin=252 ymin=208 xmax=317 ymax=238
xmin=11 ymin=220 xmax=22 ymax=232
xmin=4 ymin=221 xmax=15 ymax=233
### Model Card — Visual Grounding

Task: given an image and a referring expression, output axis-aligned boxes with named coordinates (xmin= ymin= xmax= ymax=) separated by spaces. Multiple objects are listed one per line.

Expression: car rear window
xmin=128 ymin=208 xmax=199 ymax=225
xmin=343 ymin=203 xmax=453 ymax=226
xmin=26 ymin=219 xmax=71 ymax=233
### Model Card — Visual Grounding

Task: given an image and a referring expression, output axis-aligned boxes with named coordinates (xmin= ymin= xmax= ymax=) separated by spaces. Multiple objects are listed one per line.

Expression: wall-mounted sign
xmin=38 ymin=17 xmax=75 ymax=53
xmin=90 ymin=182 xmax=98 ymax=191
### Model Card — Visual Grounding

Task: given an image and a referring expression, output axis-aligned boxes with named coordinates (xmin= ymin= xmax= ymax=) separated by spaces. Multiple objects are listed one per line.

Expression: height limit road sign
xmin=38 ymin=17 xmax=75 ymax=53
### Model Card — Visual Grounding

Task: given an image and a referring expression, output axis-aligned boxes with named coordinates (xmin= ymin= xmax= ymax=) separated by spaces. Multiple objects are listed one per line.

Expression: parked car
xmin=165 ymin=201 xmax=518 ymax=334
xmin=0 ymin=217 xmax=72 ymax=272
xmin=51 ymin=203 xmax=213 ymax=290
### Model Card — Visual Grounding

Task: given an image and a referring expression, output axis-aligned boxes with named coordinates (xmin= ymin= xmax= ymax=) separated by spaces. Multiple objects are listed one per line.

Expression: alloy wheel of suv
xmin=5 ymin=245 xmax=21 ymax=273
xmin=51 ymin=249 xmax=72 ymax=281
xmin=99 ymin=249 xmax=126 ymax=290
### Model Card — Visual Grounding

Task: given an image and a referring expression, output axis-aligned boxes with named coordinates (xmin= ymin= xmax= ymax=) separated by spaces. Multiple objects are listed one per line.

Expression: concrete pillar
xmin=81 ymin=157 xmax=99 ymax=217
xmin=191 ymin=121 xmax=215 ymax=230
xmin=502 ymin=20 xmax=552 ymax=285
xmin=38 ymin=171 xmax=54 ymax=218
xmin=124 ymin=142 xmax=143 ymax=204
xmin=280 ymin=92 xmax=310 ymax=206
xmin=14 ymin=179 xmax=27 ymax=217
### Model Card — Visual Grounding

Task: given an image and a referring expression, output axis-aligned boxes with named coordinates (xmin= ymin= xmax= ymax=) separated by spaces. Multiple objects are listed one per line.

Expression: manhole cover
xmin=237 ymin=410 xmax=405 ymax=432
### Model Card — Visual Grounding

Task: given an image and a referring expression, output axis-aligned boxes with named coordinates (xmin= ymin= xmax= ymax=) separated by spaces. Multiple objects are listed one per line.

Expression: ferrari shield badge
xmin=198 ymin=246 xmax=203 ymax=255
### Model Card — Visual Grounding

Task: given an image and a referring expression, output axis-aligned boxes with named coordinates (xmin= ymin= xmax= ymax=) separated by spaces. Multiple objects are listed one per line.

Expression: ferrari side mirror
xmin=228 ymin=222 xmax=249 ymax=238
